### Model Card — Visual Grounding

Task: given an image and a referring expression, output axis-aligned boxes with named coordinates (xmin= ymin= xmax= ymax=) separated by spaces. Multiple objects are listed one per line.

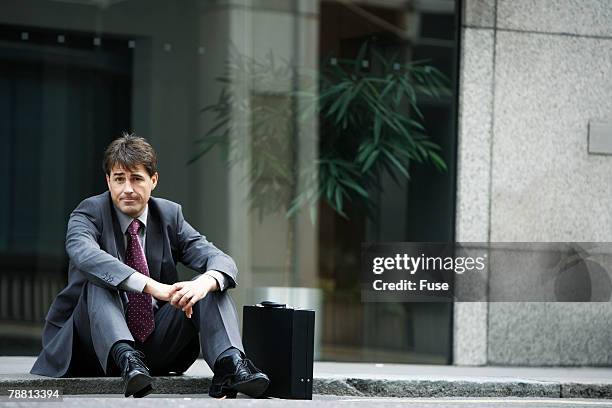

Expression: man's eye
xmin=115 ymin=178 xmax=124 ymax=182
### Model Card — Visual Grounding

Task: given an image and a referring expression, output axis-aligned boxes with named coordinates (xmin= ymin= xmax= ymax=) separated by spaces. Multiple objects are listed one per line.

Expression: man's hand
xmin=143 ymin=279 xmax=176 ymax=302
xmin=170 ymin=274 xmax=219 ymax=318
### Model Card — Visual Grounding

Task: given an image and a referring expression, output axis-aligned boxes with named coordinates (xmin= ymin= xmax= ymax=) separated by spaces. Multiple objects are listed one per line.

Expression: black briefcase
xmin=242 ymin=301 xmax=315 ymax=399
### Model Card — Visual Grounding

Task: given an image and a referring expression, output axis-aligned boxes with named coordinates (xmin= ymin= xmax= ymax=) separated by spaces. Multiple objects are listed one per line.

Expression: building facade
xmin=0 ymin=0 xmax=610 ymax=366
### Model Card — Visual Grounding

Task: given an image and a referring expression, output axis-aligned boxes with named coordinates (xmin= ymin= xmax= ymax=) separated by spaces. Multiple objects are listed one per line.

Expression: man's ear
xmin=151 ymin=172 xmax=159 ymax=190
xmin=105 ymin=174 xmax=111 ymax=190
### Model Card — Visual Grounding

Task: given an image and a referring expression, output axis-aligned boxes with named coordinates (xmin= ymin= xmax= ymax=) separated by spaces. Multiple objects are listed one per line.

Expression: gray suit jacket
xmin=30 ymin=191 xmax=238 ymax=377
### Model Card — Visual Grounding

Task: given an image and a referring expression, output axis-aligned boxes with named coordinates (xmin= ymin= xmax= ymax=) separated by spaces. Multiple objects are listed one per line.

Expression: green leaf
xmin=205 ymin=118 xmax=230 ymax=138
xmin=429 ymin=150 xmax=448 ymax=172
xmin=411 ymin=103 xmax=424 ymax=120
xmin=334 ymin=159 xmax=358 ymax=171
xmin=287 ymin=194 xmax=306 ymax=218
xmin=328 ymin=162 xmax=338 ymax=177
xmin=187 ymin=143 xmax=216 ymax=165
xmin=393 ymin=82 xmax=404 ymax=106
xmin=338 ymin=178 xmax=369 ymax=197
xmin=355 ymin=41 xmax=369 ymax=72
xmin=325 ymin=178 xmax=334 ymax=200
xmin=309 ymin=203 xmax=318 ymax=225
xmin=421 ymin=140 xmax=442 ymax=150
xmin=361 ymin=149 xmax=380 ymax=172
xmin=334 ymin=186 xmax=343 ymax=213
xmin=357 ymin=141 xmax=375 ymax=163
xmin=373 ymin=114 xmax=382 ymax=144
xmin=379 ymin=78 xmax=396 ymax=100
xmin=319 ymin=81 xmax=350 ymax=101
xmin=371 ymin=48 xmax=389 ymax=71
xmin=416 ymin=143 xmax=428 ymax=160
xmin=380 ymin=157 xmax=404 ymax=184
xmin=336 ymin=83 xmax=359 ymax=125
xmin=382 ymin=148 xmax=409 ymax=178
xmin=327 ymin=84 xmax=353 ymax=117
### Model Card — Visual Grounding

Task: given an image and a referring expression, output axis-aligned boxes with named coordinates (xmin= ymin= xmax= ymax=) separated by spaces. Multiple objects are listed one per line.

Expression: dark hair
xmin=103 ymin=132 xmax=158 ymax=176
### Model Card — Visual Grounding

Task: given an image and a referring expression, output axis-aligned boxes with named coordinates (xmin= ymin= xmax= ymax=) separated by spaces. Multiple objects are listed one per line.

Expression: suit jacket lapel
xmin=145 ymin=204 xmax=162 ymax=283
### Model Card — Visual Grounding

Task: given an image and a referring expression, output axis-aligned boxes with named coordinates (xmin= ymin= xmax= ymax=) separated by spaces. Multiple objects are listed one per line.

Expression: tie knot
xmin=128 ymin=219 xmax=141 ymax=235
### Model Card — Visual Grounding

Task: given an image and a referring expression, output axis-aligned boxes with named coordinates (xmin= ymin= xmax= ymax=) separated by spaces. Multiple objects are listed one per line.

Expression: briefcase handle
xmin=259 ymin=300 xmax=287 ymax=308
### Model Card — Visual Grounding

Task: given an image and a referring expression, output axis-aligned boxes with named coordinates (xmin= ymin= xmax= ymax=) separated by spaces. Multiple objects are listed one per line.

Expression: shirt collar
xmin=113 ymin=204 xmax=148 ymax=235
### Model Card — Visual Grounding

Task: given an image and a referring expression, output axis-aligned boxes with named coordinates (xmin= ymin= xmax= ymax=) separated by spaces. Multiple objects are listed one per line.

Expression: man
xmin=31 ymin=134 xmax=269 ymax=399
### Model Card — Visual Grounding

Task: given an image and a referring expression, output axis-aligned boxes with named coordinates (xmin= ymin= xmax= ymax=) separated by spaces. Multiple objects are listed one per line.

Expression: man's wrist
xmin=197 ymin=274 xmax=219 ymax=292
xmin=143 ymin=278 xmax=156 ymax=295
xmin=120 ymin=271 xmax=149 ymax=293
xmin=202 ymin=270 xmax=227 ymax=291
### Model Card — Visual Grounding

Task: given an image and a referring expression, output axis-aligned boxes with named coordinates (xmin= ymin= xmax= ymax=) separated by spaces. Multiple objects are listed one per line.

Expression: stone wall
xmin=455 ymin=0 xmax=612 ymax=365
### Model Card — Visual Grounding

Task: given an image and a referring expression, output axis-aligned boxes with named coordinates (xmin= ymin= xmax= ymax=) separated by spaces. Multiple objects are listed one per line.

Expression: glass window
xmin=0 ymin=0 xmax=459 ymax=363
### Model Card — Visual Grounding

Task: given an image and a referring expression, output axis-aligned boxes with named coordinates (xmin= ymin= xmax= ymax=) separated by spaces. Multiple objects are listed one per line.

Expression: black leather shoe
xmin=209 ymin=354 xmax=270 ymax=399
xmin=121 ymin=350 xmax=153 ymax=398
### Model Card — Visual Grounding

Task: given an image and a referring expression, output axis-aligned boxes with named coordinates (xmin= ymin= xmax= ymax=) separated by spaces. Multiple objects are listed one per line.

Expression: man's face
xmin=106 ymin=164 xmax=158 ymax=218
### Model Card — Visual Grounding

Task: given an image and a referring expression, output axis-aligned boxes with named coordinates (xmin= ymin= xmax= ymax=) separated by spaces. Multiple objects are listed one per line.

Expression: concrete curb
xmin=341 ymin=379 xmax=559 ymax=398
xmin=561 ymin=383 xmax=612 ymax=399
xmin=2 ymin=376 xmax=612 ymax=398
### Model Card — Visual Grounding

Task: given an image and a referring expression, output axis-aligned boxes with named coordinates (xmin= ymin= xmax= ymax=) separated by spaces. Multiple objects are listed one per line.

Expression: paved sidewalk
xmin=5 ymin=395 xmax=612 ymax=408
xmin=2 ymin=357 xmax=612 ymax=399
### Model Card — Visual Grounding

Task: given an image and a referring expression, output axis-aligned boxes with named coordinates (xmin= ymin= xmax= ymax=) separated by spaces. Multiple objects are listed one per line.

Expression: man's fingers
xmin=169 ymin=283 xmax=199 ymax=311
xmin=171 ymin=288 xmax=189 ymax=306
xmin=177 ymin=292 xmax=191 ymax=307
xmin=183 ymin=290 xmax=206 ymax=312
xmin=171 ymin=282 xmax=185 ymax=294
xmin=165 ymin=286 xmax=179 ymax=301
xmin=183 ymin=298 xmax=196 ymax=312
xmin=178 ymin=291 xmax=194 ymax=308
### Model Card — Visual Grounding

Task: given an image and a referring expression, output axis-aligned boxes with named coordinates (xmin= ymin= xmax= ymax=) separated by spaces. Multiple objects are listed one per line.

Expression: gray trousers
xmin=70 ymin=280 xmax=244 ymax=376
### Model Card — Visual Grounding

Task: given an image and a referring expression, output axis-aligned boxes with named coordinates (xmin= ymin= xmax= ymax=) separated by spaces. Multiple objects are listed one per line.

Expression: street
xmin=3 ymin=395 xmax=612 ymax=408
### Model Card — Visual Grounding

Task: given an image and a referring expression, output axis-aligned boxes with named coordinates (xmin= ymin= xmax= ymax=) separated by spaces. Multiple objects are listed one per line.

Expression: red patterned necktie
xmin=125 ymin=219 xmax=155 ymax=342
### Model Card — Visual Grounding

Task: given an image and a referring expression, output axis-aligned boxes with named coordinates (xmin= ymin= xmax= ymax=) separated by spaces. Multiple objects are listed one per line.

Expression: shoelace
xmin=126 ymin=350 xmax=150 ymax=372
xmin=236 ymin=358 xmax=254 ymax=374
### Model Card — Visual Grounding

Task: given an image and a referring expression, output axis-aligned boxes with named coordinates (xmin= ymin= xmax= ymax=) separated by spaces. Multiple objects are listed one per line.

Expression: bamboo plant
xmin=190 ymin=41 xmax=450 ymax=222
